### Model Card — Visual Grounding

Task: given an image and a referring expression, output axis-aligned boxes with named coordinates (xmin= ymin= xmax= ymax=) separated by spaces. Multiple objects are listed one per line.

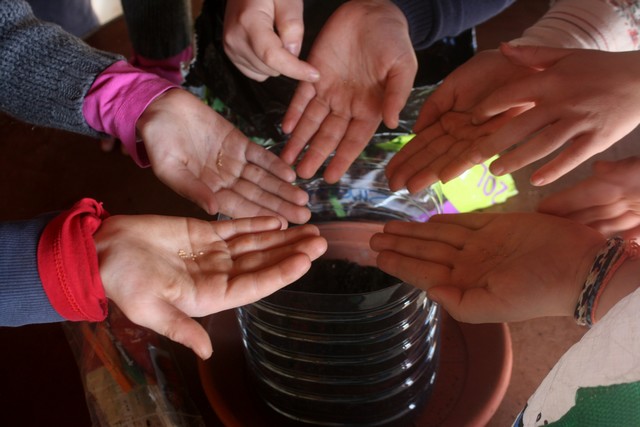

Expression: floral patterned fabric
xmin=513 ymin=0 xmax=640 ymax=51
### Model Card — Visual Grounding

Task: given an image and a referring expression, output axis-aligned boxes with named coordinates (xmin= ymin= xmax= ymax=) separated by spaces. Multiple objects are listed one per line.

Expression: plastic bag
xmin=63 ymin=305 xmax=205 ymax=427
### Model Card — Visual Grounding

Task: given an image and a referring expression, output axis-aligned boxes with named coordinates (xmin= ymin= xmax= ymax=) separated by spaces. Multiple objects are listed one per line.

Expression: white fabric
xmin=510 ymin=0 xmax=640 ymax=51
xmin=516 ymin=287 xmax=640 ymax=426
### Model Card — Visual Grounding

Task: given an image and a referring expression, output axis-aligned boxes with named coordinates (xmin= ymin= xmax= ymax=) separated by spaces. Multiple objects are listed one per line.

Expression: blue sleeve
xmin=0 ymin=215 xmax=64 ymax=326
xmin=391 ymin=0 xmax=516 ymax=50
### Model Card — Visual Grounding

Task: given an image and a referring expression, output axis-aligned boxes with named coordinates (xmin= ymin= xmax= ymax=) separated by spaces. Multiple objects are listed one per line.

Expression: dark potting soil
xmin=287 ymin=259 xmax=399 ymax=294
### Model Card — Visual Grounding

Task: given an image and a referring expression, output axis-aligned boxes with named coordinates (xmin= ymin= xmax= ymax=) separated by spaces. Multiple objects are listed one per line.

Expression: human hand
xmin=469 ymin=44 xmax=640 ymax=186
xmin=96 ymin=215 xmax=327 ymax=359
xmin=280 ymin=0 xmax=417 ymax=182
xmin=370 ymin=213 xmax=604 ymax=323
xmin=386 ymin=49 xmax=536 ymax=192
xmin=539 ymin=157 xmax=640 ymax=240
xmin=137 ymin=89 xmax=311 ymax=224
xmin=223 ymin=0 xmax=319 ymax=82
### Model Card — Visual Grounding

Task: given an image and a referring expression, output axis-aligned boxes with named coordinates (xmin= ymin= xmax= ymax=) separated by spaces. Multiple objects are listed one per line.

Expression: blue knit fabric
xmin=391 ymin=0 xmax=516 ymax=49
xmin=0 ymin=214 xmax=63 ymax=326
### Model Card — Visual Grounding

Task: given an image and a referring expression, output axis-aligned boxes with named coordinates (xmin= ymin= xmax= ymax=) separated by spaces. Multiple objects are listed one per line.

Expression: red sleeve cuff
xmin=37 ymin=198 xmax=110 ymax=322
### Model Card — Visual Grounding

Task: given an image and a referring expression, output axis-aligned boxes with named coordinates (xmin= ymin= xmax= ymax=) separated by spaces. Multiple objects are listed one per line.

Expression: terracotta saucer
xmin=198 ymin=309 xmax=512 ymax=427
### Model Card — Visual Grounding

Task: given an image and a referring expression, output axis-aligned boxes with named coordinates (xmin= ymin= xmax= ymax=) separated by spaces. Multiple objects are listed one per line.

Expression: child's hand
xmin=223 ymin=0 xmax=319 ymax=82
xmin=280 ymin=0 xmax=416 ymax=183
xmin=469 ymin=45 xmax=640 ymax=186
xmin=385 ymin=49 xmax=535 ymax=193
xmin=370 ymin=212 xmax=604 ymax=323
xmin=539 ymin=157 xmax=640 ymax=240
xmin=95 ymin=215 xmax=327 ymax=359
xmin=138 ymin=89 xmax=311 ymax=224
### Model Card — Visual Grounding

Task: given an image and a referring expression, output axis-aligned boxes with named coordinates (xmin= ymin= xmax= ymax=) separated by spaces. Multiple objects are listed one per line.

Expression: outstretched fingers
xmin=375 ymin=250 xmax=453 ymax=289
xmin=528 ymin=131 xmax=605 ymax=186
xmin=321 ymin=117 xmax=380 ymax=183
xmin=211 ymin=216 xmax=284 ymax=241
xmin=280 ymin=83 xmax=321 ymax=158
xmin=226 ymin=223 xmax=323 ymax=258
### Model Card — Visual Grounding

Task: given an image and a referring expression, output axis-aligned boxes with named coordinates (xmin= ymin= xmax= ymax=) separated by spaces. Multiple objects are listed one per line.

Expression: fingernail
xmin=490 ymin=164 xmax=504 ymax=176
xmin=309 ymin=70 xmax=320 ymax=81
xmin=467 ymin=149 xmax=483 ymax=164
xmin=530 ymin=175 xmax=545 ymax=186
xmin=286 ymin=43 xmax=300 ymax=56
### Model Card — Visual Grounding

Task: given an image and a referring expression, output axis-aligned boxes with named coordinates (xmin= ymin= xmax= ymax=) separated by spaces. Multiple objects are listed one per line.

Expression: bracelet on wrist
xmin=575 ymin=237 xmax=639 ymax=327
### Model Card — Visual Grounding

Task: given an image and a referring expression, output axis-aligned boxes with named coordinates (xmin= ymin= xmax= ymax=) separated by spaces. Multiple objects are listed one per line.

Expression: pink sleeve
xmin=82 ymin=61 xmax=178 ymax=167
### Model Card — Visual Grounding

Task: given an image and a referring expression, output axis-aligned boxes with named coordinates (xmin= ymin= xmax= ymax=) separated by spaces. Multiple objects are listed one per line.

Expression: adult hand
xmin=137 ymin=89 xmax=311 ymax=224
xmin=386 ymin=49 xmax=536 ymax=193
xmin=539 ymin=157 xmax=640 ymax=240
xmin=96 ymin=215 xmax=328 ymax=359
xmin=223 ymin=0 xmax=319 ymax=82
xmin=370 ymin=212 xmax=604 ymax=323
xmin=280 ymin=0 xmax=417 ymax=183
xmin=469 ymin=44 xmax=640 ymax=186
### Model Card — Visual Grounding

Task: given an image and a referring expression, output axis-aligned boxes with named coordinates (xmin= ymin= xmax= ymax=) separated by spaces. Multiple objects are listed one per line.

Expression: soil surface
xmin=287 ymin=259 xmax=399 ymax=294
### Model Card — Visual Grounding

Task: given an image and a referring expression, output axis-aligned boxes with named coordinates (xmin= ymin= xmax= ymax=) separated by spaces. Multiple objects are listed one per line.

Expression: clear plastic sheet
xmin=63 ymin=305 xmax=205 ymax=427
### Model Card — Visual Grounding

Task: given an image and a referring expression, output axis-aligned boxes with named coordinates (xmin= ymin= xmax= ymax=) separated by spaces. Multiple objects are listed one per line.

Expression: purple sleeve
xmin=391 ymin=0 xmax=516 ymax=49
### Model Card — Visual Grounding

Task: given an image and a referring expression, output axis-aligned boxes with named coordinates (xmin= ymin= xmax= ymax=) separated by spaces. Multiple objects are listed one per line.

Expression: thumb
xmin=500 ymin=42 xmax=573 ymax=70
xmin=150 ymin=306 xmax=214 ymax=360
xmin=382 ymin=63 xmax=416 ymax=129
xmin=428 ymin=286 xmax=498 ymax=324
xmin=274 ymin=0 xmax=304 ymax=57
xmin=427 ymin=286 xmax=464 ymax=319
xmin=413 ymin=83 xmax=454 ymax=133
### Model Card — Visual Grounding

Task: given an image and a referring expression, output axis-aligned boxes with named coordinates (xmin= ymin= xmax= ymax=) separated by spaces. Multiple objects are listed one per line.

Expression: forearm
xmin=390 ymin=0 xmax=516 ymax=50
xmin=0 ymin=0 xmax=121 ymax=137
xmin=511 ymin=0 xmax=640 ymax=51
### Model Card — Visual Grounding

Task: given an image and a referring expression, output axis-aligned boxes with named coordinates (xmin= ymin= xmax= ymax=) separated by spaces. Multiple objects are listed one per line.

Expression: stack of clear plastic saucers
xmin=236 ymin=138 xmax=444 ymax=426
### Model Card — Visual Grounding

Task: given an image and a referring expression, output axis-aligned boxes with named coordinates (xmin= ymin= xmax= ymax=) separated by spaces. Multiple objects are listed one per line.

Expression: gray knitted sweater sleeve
xmin=0 ymin=0 xmax=121 ymax=137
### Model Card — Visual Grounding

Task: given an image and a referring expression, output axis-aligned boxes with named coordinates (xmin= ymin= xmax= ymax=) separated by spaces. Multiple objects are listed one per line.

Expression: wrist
xmin=82 ymin=61 xmax=179 ymax=167
xmin=574 ymin=237 xmax=640 ymax=326
xmin=595 ymin=245 xmax=640 ymax=322
xmin=37 ymin=199 xmax=110 ymax=322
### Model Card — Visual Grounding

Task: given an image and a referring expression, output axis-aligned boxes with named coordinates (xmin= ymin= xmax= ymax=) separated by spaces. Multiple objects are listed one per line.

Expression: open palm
xmin=371 ymin=212 xmax=604 ymax=323
xmin=97 ymin=215 xmax=327 ymax=359
xmin=280 ymin=0 xmax=416 ymax=183
xmin=138 ymin=89 xmax=311 ymax=224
